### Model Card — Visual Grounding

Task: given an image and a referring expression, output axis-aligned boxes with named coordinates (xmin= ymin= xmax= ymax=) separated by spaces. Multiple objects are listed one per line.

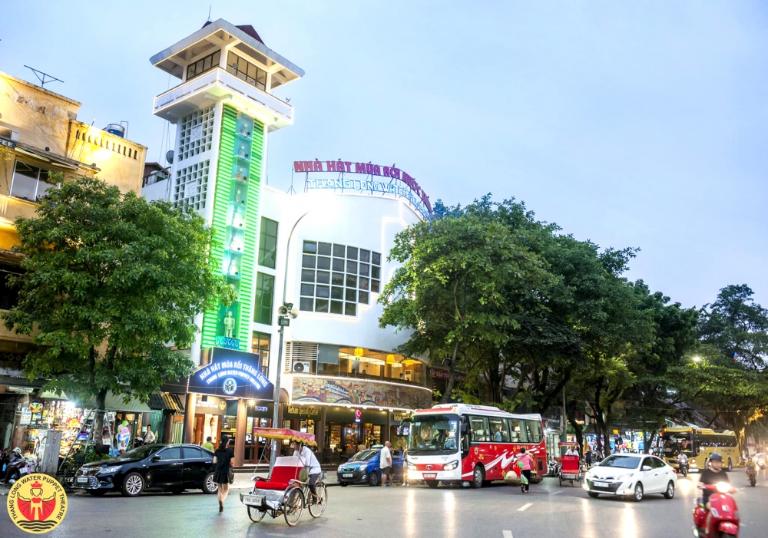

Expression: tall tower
xmin=150 ymin=20 xmax=303 ymax=366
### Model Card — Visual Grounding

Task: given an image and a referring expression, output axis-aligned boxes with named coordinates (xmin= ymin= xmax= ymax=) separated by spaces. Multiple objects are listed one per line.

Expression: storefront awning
xmin=149 ymin=392 xmax=185 ymax=413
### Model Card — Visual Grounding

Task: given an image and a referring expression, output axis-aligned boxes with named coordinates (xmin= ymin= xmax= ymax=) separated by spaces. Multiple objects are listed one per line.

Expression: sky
xmin=1 ymin=1 xmax=766 ymax=309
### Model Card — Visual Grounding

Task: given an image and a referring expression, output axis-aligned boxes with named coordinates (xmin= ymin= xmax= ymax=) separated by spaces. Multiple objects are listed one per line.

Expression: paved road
xmin=2 ymin=471 xmax=767 ymax=537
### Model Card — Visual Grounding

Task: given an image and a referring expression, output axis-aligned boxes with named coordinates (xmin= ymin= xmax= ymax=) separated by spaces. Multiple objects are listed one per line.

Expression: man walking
xmin=379 ymin=441 xmax=393 ymax=487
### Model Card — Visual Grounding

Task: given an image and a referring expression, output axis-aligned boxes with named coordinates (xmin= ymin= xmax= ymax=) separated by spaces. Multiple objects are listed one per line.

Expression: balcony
xmin=153 ymin=67 xmax=294 ymax=129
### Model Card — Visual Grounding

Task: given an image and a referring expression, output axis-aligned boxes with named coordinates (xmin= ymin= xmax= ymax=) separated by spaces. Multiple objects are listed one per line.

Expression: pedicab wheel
xmin=308 ymin=482 xmax=328 ymax=518
xmin=283 ymin=487 xmax=305 ymax=527
xmin=247 ymin=505 xmax=267 ymax=522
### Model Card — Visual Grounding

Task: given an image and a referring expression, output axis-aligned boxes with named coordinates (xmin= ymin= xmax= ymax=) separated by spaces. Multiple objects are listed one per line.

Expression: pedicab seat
xmin=253 ymin=456 xmax=302 ymax=491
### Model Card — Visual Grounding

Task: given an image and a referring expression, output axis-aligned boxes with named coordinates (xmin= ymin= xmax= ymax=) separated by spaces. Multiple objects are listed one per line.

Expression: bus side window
xmin=525 ymin=420 xmax=542 ymax=443
xmin=469 ymin=416 xmax=490 ymax=442
xmin=488 ymin=417 xmax=509 ymax=442
xmin=507 ymin=419 xmax=525 ymax=443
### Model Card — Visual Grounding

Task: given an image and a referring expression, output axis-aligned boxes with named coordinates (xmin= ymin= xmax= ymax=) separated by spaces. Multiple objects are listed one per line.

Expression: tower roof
xmin=151 ymin=18 xmax=303 ymax=87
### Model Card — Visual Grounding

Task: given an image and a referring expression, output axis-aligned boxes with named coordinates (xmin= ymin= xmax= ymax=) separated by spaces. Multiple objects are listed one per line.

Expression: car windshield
xmin=350 ymin=449 xmax=377 ymax=462
xmin=407 ymin=414 xmax=460 ymax=455
xmin=116 ymin=445 xmax=163 ymax=461
xmin=599 ymin=455 xmax=640 ymax=469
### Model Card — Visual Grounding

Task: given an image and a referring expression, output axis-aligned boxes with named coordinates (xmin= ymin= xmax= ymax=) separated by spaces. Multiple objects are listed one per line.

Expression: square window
xmin=300 ymin=283 xmax=314 ymax=296
xmin=346 ymin=274 xmax=357 ymax=288
xmin=303 ymin=241 xmax=317 ymax=254
xmin=359 ymin=291 xmax=369 ymax=304
xmin=316 ymin=285 xmax=330 ymax=298
xmin=300 ymin=297 xmax=314 ymax=311
xmin=301 ymin=269 xmax=315 ymax=282
xmin=360 ymin=249 xmax=370 ymax=263
xmin=302 ymin=254 xmax=316 ymax=268
xmin=345 ymin=302 xmax=357 ymax=316
xmin=345 ymin=288 xmax=357 ymax=301
xmin=371 ymin=266 xmax=381 ymax=279
xmin=318 ymin=242 xmax=332 ymax=255
xmin=346 ymin=260 xmax=358 ymax=274
xmin=315 ymin=298 xmax=329 ymax=312
xmin=347 ymin=246 xmax=358 ymax=259
xmin=331 ymin=286 xmax=344 ymax=299
xmin=333 ymin=244 xmax=345 ymax=257
xmin=359 ymin=263 xmax=370 ymax=276
xmin=372 ymin=252 xmax=381 ymax=265
xmin=332 ymin=272 xmax=344 ymax=286
xmin=332 ymin=258 xmax=344 ymax=271
xmin=359 ymin=277 xmax=369 ymax=291
xmin=331 ymin=301 xmax=344 ymax=314
xmin=317 ymin=270 xmax=330 ymax=284
xmin=317 ymin=256 xmax=331 ymax=270
xmin=371 ymin=280 xmax=380 ymax=293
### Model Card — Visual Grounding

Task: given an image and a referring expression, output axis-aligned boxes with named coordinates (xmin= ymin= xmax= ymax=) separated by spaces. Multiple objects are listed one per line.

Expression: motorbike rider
xmin=0 ymin=448 xmax=24 ymax=483
xmin=677 ymin=451 xmax=689 ymax=472
xmin=698 ymin=452 xmax=729 ymax=507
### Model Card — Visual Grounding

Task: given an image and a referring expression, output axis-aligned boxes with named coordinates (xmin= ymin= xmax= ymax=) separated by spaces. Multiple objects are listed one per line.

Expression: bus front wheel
xmin=472 ymin=465 xmax=485 ymax=489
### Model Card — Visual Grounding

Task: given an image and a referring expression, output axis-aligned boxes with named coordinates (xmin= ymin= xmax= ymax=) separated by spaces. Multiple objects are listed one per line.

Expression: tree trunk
xmin=92 ymin=388 xmax=108 ymax=446
xmin=440 ymin=341 xmax=460 ymax=404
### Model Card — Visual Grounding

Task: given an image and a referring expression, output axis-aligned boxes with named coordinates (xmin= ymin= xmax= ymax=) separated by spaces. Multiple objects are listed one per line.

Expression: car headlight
xmin=99 ymin=465 xmax=121 ymax=474
xmin=443 ymin=460 xmax=459 ymax=471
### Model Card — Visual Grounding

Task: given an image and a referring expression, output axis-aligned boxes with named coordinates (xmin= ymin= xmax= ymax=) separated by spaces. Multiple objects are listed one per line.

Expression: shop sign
xmin=196 ymin=397 xmax=227 ymax=413
xmin=287 ymin=405 xmax=320 ymax=417
xmin=189 ymin=348 xmax=274 ymax=400
xmin=392 ymin=410 xmax=411 ymax=423
xmin=19 ymin=407 xmax=31 ymax=425
xmin=291 ymin=376 xmax=432 ymax=409
xmin=354 ymin=409 xmax=362 ymax=423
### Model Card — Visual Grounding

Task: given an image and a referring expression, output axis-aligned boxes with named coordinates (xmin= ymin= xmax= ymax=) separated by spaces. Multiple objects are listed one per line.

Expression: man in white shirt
xmin=565 ymin=446 xmax=579 ymax=456
xmin=144 ymin=425 xmax=157 ymax=444
xmin=292 ymin=442 xmax=322 ymax=498
xmin=379 ymin=441 xmax=393 ymax=487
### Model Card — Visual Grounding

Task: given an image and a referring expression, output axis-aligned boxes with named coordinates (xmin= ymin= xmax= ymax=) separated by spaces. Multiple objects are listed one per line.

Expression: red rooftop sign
xmin=293 ymin=159 xmax=432 ymax=214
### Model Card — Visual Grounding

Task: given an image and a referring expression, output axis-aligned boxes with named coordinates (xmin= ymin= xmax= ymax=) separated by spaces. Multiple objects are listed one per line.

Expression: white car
xmin=583 ymin=454 xmax=677 ymax=501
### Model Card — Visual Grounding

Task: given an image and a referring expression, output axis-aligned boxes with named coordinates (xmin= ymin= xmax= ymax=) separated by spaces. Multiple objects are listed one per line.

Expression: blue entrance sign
xmin=189 ymin=348 xmax=274 ymax=400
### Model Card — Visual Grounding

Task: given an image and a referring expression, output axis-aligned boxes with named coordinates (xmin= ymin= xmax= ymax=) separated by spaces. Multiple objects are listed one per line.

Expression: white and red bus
xmin=404 ymin=404 xmax=547 ymax=488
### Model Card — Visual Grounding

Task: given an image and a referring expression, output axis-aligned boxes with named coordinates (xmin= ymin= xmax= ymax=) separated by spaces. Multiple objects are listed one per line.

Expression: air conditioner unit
xmin=292 ymin=361 xmax=311 ymax=373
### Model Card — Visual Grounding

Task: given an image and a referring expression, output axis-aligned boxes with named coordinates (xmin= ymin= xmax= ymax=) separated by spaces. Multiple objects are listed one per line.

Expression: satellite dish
xmin=165 ymin=150 xmax=174 ymax=164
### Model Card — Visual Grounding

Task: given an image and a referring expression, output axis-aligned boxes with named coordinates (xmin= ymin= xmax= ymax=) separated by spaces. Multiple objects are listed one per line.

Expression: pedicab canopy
xmin=253 ymin=427 xmax=317 ymax=447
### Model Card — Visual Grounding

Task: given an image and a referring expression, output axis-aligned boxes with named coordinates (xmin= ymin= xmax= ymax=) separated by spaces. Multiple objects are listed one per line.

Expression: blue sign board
xmin=189 ymin=348 xmax=274 ymax=400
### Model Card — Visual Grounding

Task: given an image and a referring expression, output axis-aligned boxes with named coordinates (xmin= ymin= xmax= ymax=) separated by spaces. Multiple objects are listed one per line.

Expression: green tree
xmin=3 ymin=177 xmax=222 ymax=438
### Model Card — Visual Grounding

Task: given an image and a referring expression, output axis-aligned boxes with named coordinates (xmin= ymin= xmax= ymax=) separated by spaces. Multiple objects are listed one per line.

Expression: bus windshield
xmin=662 ymin=431 xmax=693 ymax=456
xmin=407 ymin=414 xmax=460 ymax=455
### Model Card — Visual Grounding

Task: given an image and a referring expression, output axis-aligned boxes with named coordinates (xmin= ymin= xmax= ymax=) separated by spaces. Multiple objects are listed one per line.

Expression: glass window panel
xmin=360 ymin=249 xmax=370 ymax=263
xmin=303 ymin=241 xmax=317 ymax=253
xmin=359 ymin=277 xmax=369 ymax=291
xmin=371 ymin=266 xmax=381 ymax=279
xmin=332 ymin=272 xmax=344 ymax=285
xmin=333 ymin=244 xmax=345 ymax=257
xmin=359 ymin=263 xmax=370 ymax=276
xmin=372 ymin=252 xmax=381 ymax=265
xmin=254 ymin=273 xmax=275 ymax=325
xmin=258 ymin=217 xmax=278 ymax=268
xmin=316 ymin=285 xmax=329 ymax=298
xmin=331 ymin=286 xmax=344 ymax=299
xmin=371 ymin=280 xmax=380 ymax=293
xmin=359 ymin=291 xmax=369 ymax=304
xmin=330 ymin=301 xmax=344 ymax=314
xmin=317 ymin=256 xmax=331 ymax=270
xmin=318 ymin=242 xmax=332 ymax=255
xmin=300 ymin=283 xmax=314 ymax=296
xmin=346 ymin=260 xmax=357 ymax=274
xmin=346 ymin=274 xmax=357 ymax=288
xmin=159 ymin=447 xmax=182 ymax=460
xmin=301 ymin=269 xmax=315 ymax=282
xmin=345 ymin=302 xmax=357 ymax=316
xmin=300 ymin=297 xmax=313 ymax=311
xmin=315 ymin=298 xmax=329 ymax=312
xmin=333 ymin=258 xmax=344 ymax=271
xmin=317 ymin=270 xmax=330 ymax=284
xmin=302 ymin=254 xmax=315 ymax=268
xmin=347 ymin=246 xmax=358 ymax=259
xmin=345 ymin=288 xmax=356 ymax=302
xmin=489 ymin=418 xmax=510 ymax=442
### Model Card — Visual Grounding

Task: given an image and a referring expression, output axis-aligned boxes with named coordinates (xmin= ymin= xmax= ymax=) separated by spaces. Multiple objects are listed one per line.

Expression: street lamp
xmin=269 ymin=210 xmax=310 ymax=468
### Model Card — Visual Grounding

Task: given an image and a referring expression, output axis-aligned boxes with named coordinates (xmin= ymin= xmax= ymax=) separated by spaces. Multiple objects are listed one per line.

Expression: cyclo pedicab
xmin=239 ymin=428 xmax=328 ymax=527
xmin=558 ymin=441 xmax=582 ymax=487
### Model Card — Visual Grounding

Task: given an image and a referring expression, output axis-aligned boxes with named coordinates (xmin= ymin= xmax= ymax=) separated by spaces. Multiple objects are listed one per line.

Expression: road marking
xmin=517 ymin=502 xmax=533 ymax=512
xmin=502 ymin=530 xmax=513 ymax=538
xmin=550 ymin=489 xmax=563 ymax=495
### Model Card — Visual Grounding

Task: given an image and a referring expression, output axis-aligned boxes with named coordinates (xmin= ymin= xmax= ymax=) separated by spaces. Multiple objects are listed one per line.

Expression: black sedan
xmin=73 ymin=444 xmax=218 ymax=496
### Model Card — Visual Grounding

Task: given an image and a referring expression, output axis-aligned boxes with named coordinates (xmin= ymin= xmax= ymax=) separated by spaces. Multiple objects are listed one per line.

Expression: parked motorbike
xmin=5 ymin=457 xmax=37 ymax=485
xmin=692 ymin=482 xmax=739 ymax=538
xmin=746 ymin=462 xmax=757 ymax=487
xmin=547 ymin=459 xmax=560 ymax=477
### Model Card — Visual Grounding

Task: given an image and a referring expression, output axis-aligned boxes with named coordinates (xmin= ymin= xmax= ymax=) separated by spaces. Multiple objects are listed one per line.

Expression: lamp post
xmin=269 ymin=211 xmax=309 ymax=468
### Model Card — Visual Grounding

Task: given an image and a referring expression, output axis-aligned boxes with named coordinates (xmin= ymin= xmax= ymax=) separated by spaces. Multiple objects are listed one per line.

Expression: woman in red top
xmin=517 ymin=448 xmax=534 ymax=493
